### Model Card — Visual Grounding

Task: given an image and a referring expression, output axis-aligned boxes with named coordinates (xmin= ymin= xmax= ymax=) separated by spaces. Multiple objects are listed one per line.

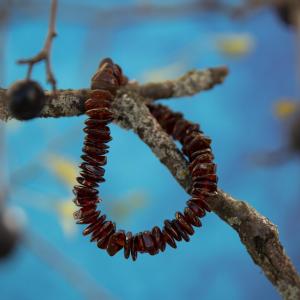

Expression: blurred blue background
xmin=0 ymin=0 xmax=299 ymax=299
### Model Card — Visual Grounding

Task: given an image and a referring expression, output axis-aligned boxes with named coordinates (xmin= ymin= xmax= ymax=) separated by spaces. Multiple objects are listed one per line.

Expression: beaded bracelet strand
xmin=73 ymin=58 xmax=217 ymax=261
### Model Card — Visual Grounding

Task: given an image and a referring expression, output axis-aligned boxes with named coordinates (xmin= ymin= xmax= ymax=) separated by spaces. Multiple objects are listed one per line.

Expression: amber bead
xmin=192 ymin=183 xmax=217 ymax=195
xmin=164 ymin=220 xmax=182 ymax=241
xmin=76 ymin=211 xmax=100 ymax=224
xmin=151 ymin=226 xmax=166 ymax=252
xmin=80 ymin=163 xmax=105 ymax=178
xmin=186 ymin=124 xmax=200 ymax=135
xmin=131 ymin=235 xmax=138 ymax=261
xmin=184 ymin=207 xmax=201 ymax=227
xmin=187 ymin=200 xmax=206 ymax=218
xmin=85 ymin=98 xmax=111 ymax=111
xmin=184 ymin=135 xmax=211 ymax=156
xmin=175 ymin=212 xmax=194 ymax=235
xmin=83 ymin=214 xmax=106 ymax=236
xmin=76 ymin=176 xmax=98 ymax=188
xmin=136 ymin=232 xmax=145 ymax=253
xmin=192 ymin=174 xmax=218 ymax=185
xmin=90 ymin=89 xmax=113 ymax=100
xmin=190 ymin=149 xmax=214 ymax=161
xmin=190 ymin=197 xmax=212 ymax=212
xmin=189 ymin=155 xmax=214 ymax=172
xmin=73 ymin=205 xmax=96 ymax=220
xmin=107 ymin=230 xmax=126 ymax=256
xmin=91 ymin=77 xmax=119 ymax=95
xmin=73 ymin=185 xmax=99 ymax=198
xmin=85 ymin=118 xmax=110 ymax=129
xmin=162 ymin=229 xmax=177 ymax=249
xmin=81 ymin=154 xmax=107 ymax=167
xmin=83 ymin=145 xmax=108 ymax=157
xmin=142 ymin=231 xmax=158 ymax=255
xmin=191 ymin=163 xmax=216 ymax=179
xmin=95 ymin=221 xmax=116 ymax=246
xmin=172 ymin=120 xmax=190 ymax=141
xmin=86 ymin=108 xmax=113 ymax=121
xmin=172 ymin=220 xmax=190 ymax=242
xmin=124 ymin=231 xmax=133 ymax=259
xmin=73 ymin=197 xmax=99 ymax=207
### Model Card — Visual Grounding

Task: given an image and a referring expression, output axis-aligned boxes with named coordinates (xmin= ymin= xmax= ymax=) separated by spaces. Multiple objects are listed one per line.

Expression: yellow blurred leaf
xmin=46 ymin=155 xmax=78 ymax=187
xmin=274 ymin=100 xmax=298 ymax=119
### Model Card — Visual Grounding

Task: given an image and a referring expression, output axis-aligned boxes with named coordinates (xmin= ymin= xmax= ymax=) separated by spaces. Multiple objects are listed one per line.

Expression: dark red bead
xmin=85 ymin=118 xmax=110 ymax=129
xmin=172 ymin=120 xmax=190 ymax=141
xmin=187 ymin=200 xmax=206 ymax=218
xmin=192 ymin=174 xmax=218 ymax=185
xmin=73 ymin=185 xmax=99 ymax=198
xmin=175 ymin=212 xmax=194 ymax=235
xmin=124 ymin=231 xmax=133 ymax=259
xmin=162 ymin=229 xmax=177 ymax=249
xmin=107 ymin=230 xmax=126 ymax=256
xmin=142 ymin=231 xmax=158 ymax=255
xmin=191 ymin=163 xmax=217 ymax=179
xmin=86 ymin=108 xmax=113 ymax=121
xmin=136 ymin=232 xmax=145 ymax=253
xmin=73 ymin=205 xmax=96 ymax=220
xmin=172 ymin=219 xmax=190 ymax=242
xmin=190 ymin=196 xmax=212 ymax=212
xmin=83 ymin=214 xmax=106 ymax=236
xmin=85 ymin=98 xmax=111 ymax=111
xmin=189 ymin=154 xmax=214 ymax=172
xmin=83 ymin=145 xmax=108 ymax=157
xmin=90 ymin=89 xmax=113 ymax=101
xmin=76 ymin=211 xmax=100 ymax=224
xmin=79 ymin=171 xmax=105 ymax=184
xmin=190 ymin=149 xmax=214 ymax=161
xmin=80 ymin=163 xmax=105 ymax=178
xmin=81 ymin=154 xmax=107 ymax=166
xmin=73 ymin=197 xmax=99 ymax=207
xmin=151 ymin=226 xmax=166 ymax=252
xmin=184 ymin=207 xmax=201 ymax=227
xmin=96 ymin=222 xmax=116 ymax=247
xmin=164 ymin=220 xmax=182 ymax=241
xmin=131 ymin=235 xmax=138 ymax=261
xmin=76 ymin=176 xmax=98 ymax=188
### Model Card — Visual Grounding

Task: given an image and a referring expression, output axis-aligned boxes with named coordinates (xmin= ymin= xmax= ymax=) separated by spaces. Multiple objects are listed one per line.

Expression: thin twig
xmin=17 ymin=0 xmax=57 ymax=91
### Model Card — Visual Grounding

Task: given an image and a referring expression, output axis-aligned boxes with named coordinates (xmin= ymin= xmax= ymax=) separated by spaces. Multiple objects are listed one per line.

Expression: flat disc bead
xmin=83 ymin=214 xmax=106 ymax=236
xmin=184 ymin=207 xmax=202 ymax=227
xmin=190 ymin=196 xmax=212 ymax=212
xmin=85 ymin=98 xmax=111 ymax=111
xmin=164 ymin=220 xmax=182 ymax=241
xmin=162 ymin=229 xmax=177 ymax=249
xmin=131 ymin=235 xmax=138 ymax=261
xmin=73 ymin=205 xmax=96 ymax=220
xmin=85 ymin=118 xmax=111 ymax=129
xmin=151 ymin=226 xmax=166 ymax=252
xmin=187 ymin=200 xmax=206 ymax=218
xmin=190 ymin=149 xmax=214 ymax=161
xmin=79 ymin=171 xmax=105 ymax=184
xmin=73 ymin=185 xmax=99 ymax=198
xmin=136 ymin=232 xmax=145 ymax=253
xmin=73 ymin=197 xmax=100 ymax=207
xmin=90 ymin=89 xmax=113 ymax=101
xmin=81 ymin=155 xmax=107 ymax=167
xmin=175 ymin=212 xmax=194 ymax=235
xmin=142 ymin=231 xmax=158 ymax=255
xmin=86 ymin=108 xmax=113 ymax=121
xmin=96 ymin=221 xmax=116 ymax=248
xmin=76 ymin=211 xmax=100 ymax=224
xmin=124 ymin=232 xmax=133 ymax=259
xmin=107 ymin=230 xmax=126 ymax=256
xmin=171 ymin=220 xmax=190 ymax=242
xmin=76 ymin=176 xmax=98 ymax=188
xmin=80 ymin=163 xmax=105 ymax=178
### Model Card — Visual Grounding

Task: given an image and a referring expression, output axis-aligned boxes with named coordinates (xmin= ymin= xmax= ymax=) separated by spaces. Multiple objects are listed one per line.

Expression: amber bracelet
xmin=73 ymin=58 xmax=218 ymax=261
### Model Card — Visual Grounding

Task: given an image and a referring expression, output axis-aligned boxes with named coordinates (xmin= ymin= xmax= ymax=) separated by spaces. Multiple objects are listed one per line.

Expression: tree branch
xmin=1 ymin=66 xmax=299 ymax=299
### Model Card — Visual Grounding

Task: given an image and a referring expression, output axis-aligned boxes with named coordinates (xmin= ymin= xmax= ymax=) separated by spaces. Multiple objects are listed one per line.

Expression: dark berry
xmin=6 ymin=80 xmax=46 ymax=120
